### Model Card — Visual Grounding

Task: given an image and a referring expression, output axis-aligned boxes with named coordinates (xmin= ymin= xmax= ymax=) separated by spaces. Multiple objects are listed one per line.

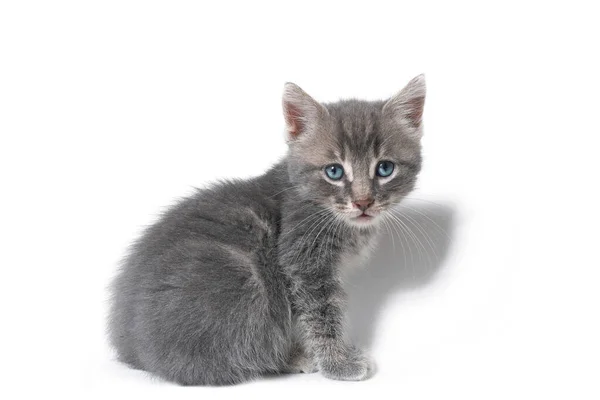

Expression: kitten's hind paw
xmin=285 ymin=351 xmax=319 ymax=374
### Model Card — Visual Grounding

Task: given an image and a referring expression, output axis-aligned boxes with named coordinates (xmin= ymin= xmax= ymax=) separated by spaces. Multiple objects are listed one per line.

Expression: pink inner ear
xmin=284 ymin=102 xmax=305 ymax=138
xmin=406 ymin=96 xmax=425 ymax=125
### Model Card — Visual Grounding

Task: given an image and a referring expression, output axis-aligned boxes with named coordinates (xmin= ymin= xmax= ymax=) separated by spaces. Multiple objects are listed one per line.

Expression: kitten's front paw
xmin=320 ymin=347 xmax=373 ymax=381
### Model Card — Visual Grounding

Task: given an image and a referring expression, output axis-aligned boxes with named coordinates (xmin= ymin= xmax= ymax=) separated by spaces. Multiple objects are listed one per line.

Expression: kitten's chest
xmin=336 ymin=231 xmax=380 ymax=271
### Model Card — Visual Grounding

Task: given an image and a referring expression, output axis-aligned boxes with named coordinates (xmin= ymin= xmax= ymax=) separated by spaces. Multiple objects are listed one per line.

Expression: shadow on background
xmin=346 ymin=200 xmax=456 ymax=349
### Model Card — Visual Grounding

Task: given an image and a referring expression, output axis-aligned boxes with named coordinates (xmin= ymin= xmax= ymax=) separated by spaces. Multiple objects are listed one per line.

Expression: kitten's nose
xmin=353 ymin=198 xmax=374 ymax=212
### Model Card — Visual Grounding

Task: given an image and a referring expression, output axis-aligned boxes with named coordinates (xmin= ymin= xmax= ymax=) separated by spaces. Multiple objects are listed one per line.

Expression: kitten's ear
xmin=282 ymin=82 xmax=328 ymax=140
xmin=383 ymin=74 xmax=426 ymax=137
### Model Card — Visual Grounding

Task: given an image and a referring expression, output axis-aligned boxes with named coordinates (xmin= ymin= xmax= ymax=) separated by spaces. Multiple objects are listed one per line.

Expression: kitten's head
xmin=283 ymin=75 xmax=425 ymax=229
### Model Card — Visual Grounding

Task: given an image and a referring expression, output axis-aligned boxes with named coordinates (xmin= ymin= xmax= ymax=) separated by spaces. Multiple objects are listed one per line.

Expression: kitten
xmin=108 ymin=75 xmax=426 ymax=385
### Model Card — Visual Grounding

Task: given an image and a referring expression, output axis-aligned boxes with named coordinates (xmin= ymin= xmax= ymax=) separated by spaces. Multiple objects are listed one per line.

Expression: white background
xmin=1 ymin=1 xmax=599 ymax=399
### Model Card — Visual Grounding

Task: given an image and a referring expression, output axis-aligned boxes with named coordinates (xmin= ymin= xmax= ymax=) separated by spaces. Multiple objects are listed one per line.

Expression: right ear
xmin=382 ymin=74 xmax=426 ymax=138
xmin=282 ymin=82 xmax=328 ymax=140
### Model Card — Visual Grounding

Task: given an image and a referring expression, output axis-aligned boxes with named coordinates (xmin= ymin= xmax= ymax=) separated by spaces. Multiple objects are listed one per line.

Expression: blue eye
xmin=324 ymin=164 xmax=344 ymax=180
xmin=376 ymin=161 xmax=395 ymax=177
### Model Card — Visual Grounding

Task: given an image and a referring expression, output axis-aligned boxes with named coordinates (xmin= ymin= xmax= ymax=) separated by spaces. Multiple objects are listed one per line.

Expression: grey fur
xmin=108 ymin=75 xmax=426 ymax=385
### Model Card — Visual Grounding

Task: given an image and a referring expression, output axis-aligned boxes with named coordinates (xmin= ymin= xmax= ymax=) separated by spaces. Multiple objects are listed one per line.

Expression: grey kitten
xmin=108 ymin=75 xmax=426 ymax=385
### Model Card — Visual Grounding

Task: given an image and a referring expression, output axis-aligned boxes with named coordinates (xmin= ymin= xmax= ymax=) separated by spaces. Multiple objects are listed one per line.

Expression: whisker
xmin=290 ymin=211 xmax=335 ymax=266
xmin=394 ymin=203 xmax=451 ymax=241
xmin=387 ymin=211 xmax=429 ymax=267
xmin=266 ymin=207 xmax=331 ymax=259
xmin=391 ymin=209 xmax=440 ymax=263
xmin=383 ymin=212 xmax=413 ymax=268
xmin=266 ymin=184 xmax=305 ymax=199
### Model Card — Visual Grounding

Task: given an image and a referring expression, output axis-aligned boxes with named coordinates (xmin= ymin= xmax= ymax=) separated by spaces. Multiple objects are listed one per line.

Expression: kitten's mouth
xmin=340 ymin=207 xmax=381 ymax=225
xmin=354 ymin=212 xmax=375 ymax=222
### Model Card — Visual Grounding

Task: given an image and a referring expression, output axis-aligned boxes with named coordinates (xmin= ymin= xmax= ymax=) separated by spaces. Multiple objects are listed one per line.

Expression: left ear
xmin=383 ymin=74 xmax=426 ymax=137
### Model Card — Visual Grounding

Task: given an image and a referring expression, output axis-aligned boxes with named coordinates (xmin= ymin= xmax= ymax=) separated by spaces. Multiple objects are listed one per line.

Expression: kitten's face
xmin=283 ymin=76 xmax=425 ymax=229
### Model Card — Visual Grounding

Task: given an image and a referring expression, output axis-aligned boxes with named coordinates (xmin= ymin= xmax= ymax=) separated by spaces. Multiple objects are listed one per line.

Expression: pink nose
xmin=353 ymin=198 xmax=374 ymax=212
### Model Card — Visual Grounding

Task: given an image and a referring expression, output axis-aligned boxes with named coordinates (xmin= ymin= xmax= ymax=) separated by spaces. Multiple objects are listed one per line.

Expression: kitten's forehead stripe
xmin=334 ymin=116 xmax=348 ymax=160
xmin=373 ymin=135 xmax=381 ymax=159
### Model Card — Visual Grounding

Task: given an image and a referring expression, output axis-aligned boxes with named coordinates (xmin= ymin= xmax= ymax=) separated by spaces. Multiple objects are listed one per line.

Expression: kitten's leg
xmin=283 ymin=317 xmax=318 ymax=374
xmin=290 ymin=267 xmax=372 ymax=381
